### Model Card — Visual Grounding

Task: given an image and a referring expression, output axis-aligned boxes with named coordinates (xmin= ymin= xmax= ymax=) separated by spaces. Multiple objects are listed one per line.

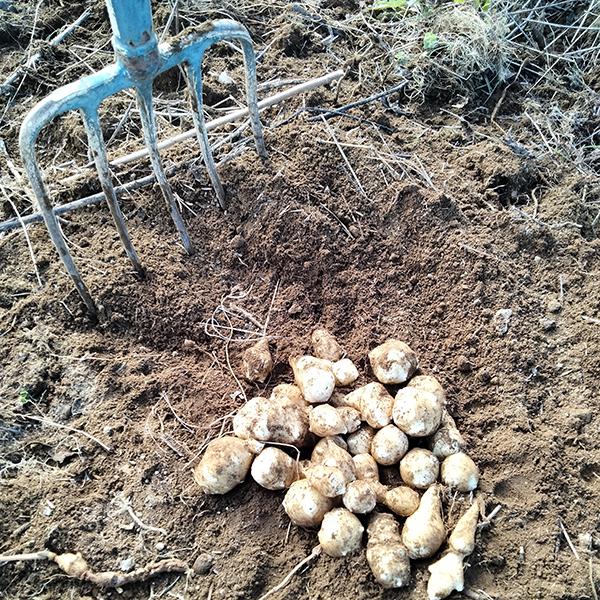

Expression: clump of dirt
xmin=1 ymin=1 xmax=599 ymax=600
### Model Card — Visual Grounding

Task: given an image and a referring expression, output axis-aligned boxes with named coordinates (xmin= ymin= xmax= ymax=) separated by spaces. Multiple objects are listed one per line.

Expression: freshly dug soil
xmin=1 ymin=2 xmax=599 ymax=600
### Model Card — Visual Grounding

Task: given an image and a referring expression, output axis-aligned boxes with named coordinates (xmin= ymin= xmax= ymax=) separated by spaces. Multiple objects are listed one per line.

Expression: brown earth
xmin=1 ymin=2 xmax=599 ymax=600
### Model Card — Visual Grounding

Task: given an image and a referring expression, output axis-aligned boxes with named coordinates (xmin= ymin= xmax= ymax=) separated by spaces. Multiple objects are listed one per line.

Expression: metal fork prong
xmin=187 ymin=61 xmax=226 ymax=208
xmin=238 ymin=37 xmax=267 ymax=160
xmin=81 ymin=109 xmax=144 ymax=276
xmin=135 ymin=82 xmax=193 ymax=254
xmin=20 ymin=122 xmax=98 ymax=317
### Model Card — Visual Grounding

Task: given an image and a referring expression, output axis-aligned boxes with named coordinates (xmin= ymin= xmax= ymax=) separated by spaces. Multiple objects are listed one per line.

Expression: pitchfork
xmin=19 ymin=0 xmax=266 ymax=317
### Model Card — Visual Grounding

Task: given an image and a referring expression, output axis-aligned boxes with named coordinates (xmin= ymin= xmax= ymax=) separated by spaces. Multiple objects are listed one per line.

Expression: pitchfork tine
xmin=81 ymin=109 xmax=144 ymax=275
xmin=135 ymin=83 xmax=193 ymax=254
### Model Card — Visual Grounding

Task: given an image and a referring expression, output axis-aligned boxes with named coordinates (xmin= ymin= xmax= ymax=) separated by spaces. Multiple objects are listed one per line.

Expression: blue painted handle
xmin=106 ymin=0 xmax=155 ymax=50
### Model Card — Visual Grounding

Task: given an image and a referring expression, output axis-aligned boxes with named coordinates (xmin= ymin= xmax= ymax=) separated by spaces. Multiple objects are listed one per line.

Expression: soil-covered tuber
xmin=393 ymin=387 xmax=442 ymax=437
xmin=368 ymin=339 xmax=418 ymax=384
xmin=366 ymin=513 xmax=411 ymax=588
xmin=384 ymin=486 xmax=420 ymax=517
xmin=304 ymin=464 xmax=348 ymax=497
xmin=347 ymin=424 xmax=376 ymax=455
xmin=193 ymin=436 xmax=263 ymax=494
xmin=308 ymin=404 xmax=360 ymax=437
xmin=331 ymin=358 xmax=359 ymax=386
xmin=290 ymin=355 xmax=336 ymax=403
xmin=402 ymin=485 xmax=446 ymax=559
xmin=283 ymin=479 xmax=333 ymax=528
xmin=311 ymin=437 xmax=356 ymax=484
xmin=448 ymin=501 xmax=480 ymax=555
xmin=399 ymin=448 xmax=439 ymax=489
xmin=343 ymin=480 xmax=377 ymax=514
xmin=429 ymin=411 xmax=466 ymax=459
xmin=251 ymin=447 xmax=298 ymax=490
xmin=318 ymin=508 xmax=364 ymax=557
xmin=371 ymin=424 xmax=409 ymax=466
xmin=440 ymin=452 xmax=479 ymax=492
xmin=353 ymin=453 xmax=379 ymax=481
xmin=311 ymin=328 xmax=343 ymax=362
xmin=241 ymin=338 xmax=273 ymax=383
xmin=427 ymin=552 xmax=464 ymax=600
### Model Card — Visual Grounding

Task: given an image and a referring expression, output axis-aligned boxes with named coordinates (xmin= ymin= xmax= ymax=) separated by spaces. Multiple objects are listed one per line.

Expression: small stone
xmin=155 ymin=542 xmax=166 ymax=551
xmin=119 ymin=557 xmax=135 ymax=572
xmin=183 ymin=339 xmax=195 ymax=350
xmin=230 ymin=235 xmax=245 ymax=251
xmin=539 ymin=318 xmax=556 ymax=332
xmin=288 ymin=303 xmax=302 ymax=317
xmin=218 ymin=71 xmax=235 ymax=85
xmin=493 ymin=308 xmax=512 ymax=335
xmin=457 ymin=356 xmax=473 ymax=373
xmin=547 ymin=299 xmax=562 ymax=313
xmin=193 ymin=553 xmax=214 ymax=575
xmin=349 ymin=225 xmax=360 ymax=238
xmin=479 ymin=369 xmax=492 ymax=384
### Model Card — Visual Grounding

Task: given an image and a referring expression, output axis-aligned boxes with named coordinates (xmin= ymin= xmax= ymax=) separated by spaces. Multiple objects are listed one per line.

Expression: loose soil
xmin=1 ymin=2 xmax=599 ymax=600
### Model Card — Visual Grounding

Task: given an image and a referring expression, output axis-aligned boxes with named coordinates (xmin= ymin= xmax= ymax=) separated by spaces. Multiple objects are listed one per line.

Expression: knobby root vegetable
xmin=241 ymin=338 xmax=273 ymax=383
xmin=384 ymin=486 xmax=420 ymax=517
xmin=360 ymin=383 xmax=394 ymax=428
xmin=343 ymin=480 xmax=377 ymax=513
xmin=371 ymin=425 xmax=409 ymax=466
xmin=441 ymin=452 xmax=479 ymax=492
xmin=332 ymin=387 xmax=362 ymax=411
xmin=233 ymin=386 xmax=309 ymax=446
xmin=311 ymin=437 xmax=356 ymax=483
xmin=393 ymin=387 xmax=442 ymax=437
xmin=283 ymin=479 xmax=333 ymax=528
xmin=448 ymin=501 xmax=481 ymax=556
xmin=408 ymin=375 xmax=446 ymax=405
xmin=399 ymin=448 xmax=440 ymax=490
xmin=318 ymin=508 xmax=364 ymax=557
xmin=366 ymin=513 xmax=411 ymax=588
xmin=368 ymin=339 xmax=418 ymax=384
xmin=429 ymin=411 xmax=466 ymax=459
xmin=402 ymin=485 xmax=446 ymax=559
xmin=251 ymin=447 xmax=298 ymax=490
xmin=353 ymin=453 xmax=379 ymax=481
xmin=193 ymin=436 xmax=263 ymax=494
xmin=347 ymin=425 xmax=376 ymax=455
xmin=331 ymin=358 xmax=359 ymax=386
xmin=311 ymin=328 xmax=343 ymax=361
xmin=308 ymin=405 xmax=360 ymax=437
xmin=304 ymin=465 xmax=348 ymax=497
xmin=290 ymin=355 xmax=335 ymax=403
xmin=427 ymin=552 xmax=464 ymax=600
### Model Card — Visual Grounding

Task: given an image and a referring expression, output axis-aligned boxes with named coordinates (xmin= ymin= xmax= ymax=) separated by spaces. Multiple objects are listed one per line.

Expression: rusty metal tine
xmin=80 ymin=109 xmax=144 ymax=276
xmin=187 ymin=62 xmax=226 ymax=208
xmin=135 ymin=82 xmax=193 ymax=254
xmin=20 ymin=122 xmax=98 ymax=317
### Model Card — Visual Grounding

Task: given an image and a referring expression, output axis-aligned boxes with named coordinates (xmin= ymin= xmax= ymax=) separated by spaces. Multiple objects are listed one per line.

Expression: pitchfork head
xmin=19 ymin=0 xmax=266 ymax=318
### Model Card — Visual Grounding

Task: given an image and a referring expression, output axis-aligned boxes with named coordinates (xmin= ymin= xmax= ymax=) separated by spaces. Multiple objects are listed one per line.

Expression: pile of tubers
xmin=193 ymin=330 xmax=484 ymax=599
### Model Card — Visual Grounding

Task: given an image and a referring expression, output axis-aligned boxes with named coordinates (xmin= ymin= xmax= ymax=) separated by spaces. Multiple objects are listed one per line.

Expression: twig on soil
xmin=262 ymin=280 xmax=280 ymax=337
xmin=558 ymin=520 xmax=580 ymax=560
xmin=22 ymin=415 xmax=112 ymax=452
xmin=257 ymin=546 xmax=322 ymax=600
xmin=114 ymin=496 xmax=167 ymax=535
xmin=463 ymin=589 xmax=495 ymax=600
xmin=0 ymin=550 xmax=188 ymax=588
xmin=478 ymin=504 xmax=502 ymax=530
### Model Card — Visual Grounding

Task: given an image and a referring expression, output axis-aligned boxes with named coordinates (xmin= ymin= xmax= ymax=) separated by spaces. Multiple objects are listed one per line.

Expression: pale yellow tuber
xmin=283 ymin=479 xmax=333 ymax=528
xmin=360 ymin=383 xmax=394 ymax=428
xmin=311 ymin=437 xmax=356 ymax=484
xmin=233 ymin=391 xmax=309 ymax=446
xmin=429 ymin=411 xmax=466 ymax=459
xmin=427 ymin=552 xmax=464 ymax=600
xmin=366 ymin=513 xmax=411 ymax=588
xmin=290 ymin=355 xmax=336 ymax=403
xmin=393 ymin=387 xmax=442 ymax=437
xmin=408 ymin=374 xmax=446 ymax=405
xmin=441 ymin=452 xmax=479 ymax=492
xmin=399 ymin=448 xmax=440 ymax=490
xmin=353 ymin=453 xmax=379 ymax=481
xmin=331 ymin=387 xmax=362 ymax=411
xmin=336 ymin=407 xmax=361 ymax=433
xmin=311 ymin=328 xmax=343 ymax=362
xmin=384 ymin=486 xmax=420 ymax=517
xmin=368 ymin=339 xmax=418 ymax=384
xmin=250 ymin=447 xmax=298 ymax=490
xmin=304 ymin=464 xmax=348 ymax=497
xmin=343 ymin=480 xmax=377 ymax=514
xmin=401 ymin=485 xmax=446 ymax=559
xmin=332 ymin=358 xmax=359 ymax=386
xmin=318 ymin=508 xmax=364 ymax=557
xmin=347 ymin=424 xmax=376 ymax=455
xmin=241 ymin=338 xmax=273 ymax=383
xmin=448 ymin=501 xmax=480 ymax=555
xmin=309 ymin=405 xmax=360 ymax=437
xmin=371 ymin=425 xmax=409 ymax=466
xmin=193 ymin=436 xmax=263 ymax=494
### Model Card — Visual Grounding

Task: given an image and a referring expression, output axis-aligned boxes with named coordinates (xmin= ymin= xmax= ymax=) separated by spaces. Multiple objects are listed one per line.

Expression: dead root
xmin=0 ymin=551 xmax=189 ymax=587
